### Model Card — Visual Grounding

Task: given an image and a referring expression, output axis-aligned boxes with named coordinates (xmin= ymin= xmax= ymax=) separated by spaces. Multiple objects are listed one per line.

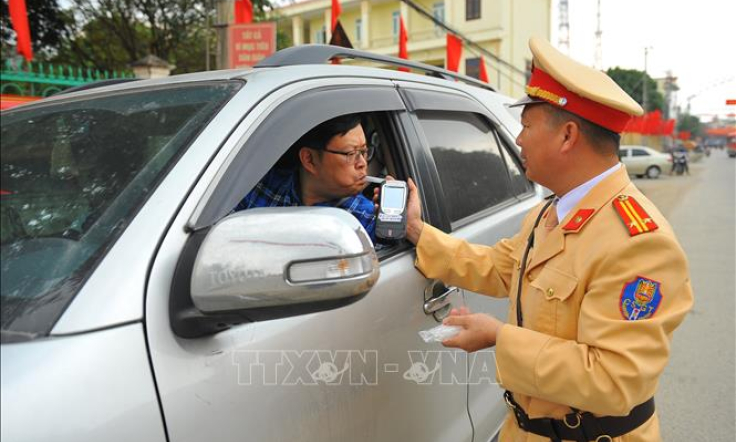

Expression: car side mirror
xmin=170 ymin=207 xmax=379 ymax=338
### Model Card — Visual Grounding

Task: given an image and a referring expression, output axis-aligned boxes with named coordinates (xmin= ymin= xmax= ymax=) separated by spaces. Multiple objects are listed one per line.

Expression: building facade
xmin=273 ymin=0 xmax=551 ymax=98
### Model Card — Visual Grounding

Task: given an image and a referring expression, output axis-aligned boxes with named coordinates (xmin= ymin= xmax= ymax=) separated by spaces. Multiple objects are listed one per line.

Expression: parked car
xmin=1 ymin=45 xmax=543 ymax=442
xmin=619 ymin=145 xmax=671 ymax=179
xmin=727 ymin=134 xmax=736 ymax=158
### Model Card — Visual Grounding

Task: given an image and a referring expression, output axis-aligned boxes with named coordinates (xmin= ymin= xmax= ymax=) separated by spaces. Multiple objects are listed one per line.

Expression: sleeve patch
xmin=619 ymin=277 xmax=663 ymax=320
xmin=612 ymin=195 xmax=659 ymax=236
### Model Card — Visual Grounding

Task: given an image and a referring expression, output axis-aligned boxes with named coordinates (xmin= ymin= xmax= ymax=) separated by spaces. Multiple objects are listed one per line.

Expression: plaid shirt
xmin=234 ymin=168 xmax=376 ymax=241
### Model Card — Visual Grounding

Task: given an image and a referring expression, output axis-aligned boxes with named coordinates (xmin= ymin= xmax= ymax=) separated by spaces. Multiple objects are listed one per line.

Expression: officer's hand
xmin=373 ymin=176 xmax=424 ymax=244
xmin=448 ymin=306 xmax=471 ymax=316
xmin=441 ymin=313 xmax=504 ymax=352
xmin=404 ymin=177 xmax=423 ymax=244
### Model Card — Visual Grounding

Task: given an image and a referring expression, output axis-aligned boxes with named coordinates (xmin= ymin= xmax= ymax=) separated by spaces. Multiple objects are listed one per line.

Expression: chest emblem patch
xmin=619 ymin=277 xmax=663 ymax=321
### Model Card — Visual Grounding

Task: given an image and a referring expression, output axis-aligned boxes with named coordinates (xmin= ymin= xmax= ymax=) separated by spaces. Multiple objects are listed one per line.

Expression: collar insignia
xmin=562 ymin=208 xmax=595 ymax=232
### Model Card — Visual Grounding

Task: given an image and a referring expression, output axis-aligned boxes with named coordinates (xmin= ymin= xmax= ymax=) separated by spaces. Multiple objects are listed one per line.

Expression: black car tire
xmin=646 ymin=166 xmax=661 ymax=179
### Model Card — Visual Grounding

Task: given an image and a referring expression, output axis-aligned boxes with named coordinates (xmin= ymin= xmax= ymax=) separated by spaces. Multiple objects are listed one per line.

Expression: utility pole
xmin=663 ymin=71 xmax=676 ymax=120
xmin=558 ymin=0 xmax=570 ymax=54
xmin=214 ymin=0 xmax=230 ymax=70
xmin=205 ymin=0 xmax=212 ymax=70
xmin=642 ymin=46 xmax=651 ymax=111
xmin=594 ymin=0 xmax=602 ymax=70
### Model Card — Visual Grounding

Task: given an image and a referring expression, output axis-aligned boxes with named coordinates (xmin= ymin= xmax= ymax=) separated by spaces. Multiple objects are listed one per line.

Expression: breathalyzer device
xmin=376 ymin=180 xmax=408 ymax=240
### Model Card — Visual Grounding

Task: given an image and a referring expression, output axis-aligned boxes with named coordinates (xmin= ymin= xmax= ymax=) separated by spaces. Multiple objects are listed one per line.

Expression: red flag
xmin=8 ymin=0 xmax=33 ymax=61
xmin=624 ymin=116 xmax=641 ymax=134
xmin=446 ymin=34 xmax=462 ymax=73
xmin=644 ymin=115 xmax=654 ymax=135
xmin=663 ymin=119 xmax=676 ymax=135
xmin=331 ymin=0 xmax=342 ymax=32
xmin=479 ymin=56 xmax=490 ymax=83
xmin=235 ymin=0 xmax=253 ymax=25
xmin=398 ymin=15 xmax=409 ymax=72
xmin=632 ymin=115 xmax=647 ymax=134
xmin=642 ymin=110 xmax=662 ymax=135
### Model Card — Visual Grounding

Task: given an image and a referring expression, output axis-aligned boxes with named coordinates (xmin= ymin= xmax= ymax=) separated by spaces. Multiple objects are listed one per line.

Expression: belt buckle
xmin=563 ymin=412 xmax=581 ymax=429
xmin=504 ymin=394 xmax=517 ymax=410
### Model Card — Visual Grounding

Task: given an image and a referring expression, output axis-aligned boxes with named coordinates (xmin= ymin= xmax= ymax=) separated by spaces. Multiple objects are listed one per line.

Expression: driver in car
xmin=233 ymin=113 xmax=377 ymax=240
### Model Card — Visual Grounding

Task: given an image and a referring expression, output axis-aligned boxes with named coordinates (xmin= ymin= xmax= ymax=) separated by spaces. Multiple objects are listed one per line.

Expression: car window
xmin=497 ymin=135 xmax=534 ymax=197
xmin=632 ymin=149 xmax=649 ymax=156
xmin=0 ymin=81 xmax=242 ymax=341
xmin=416 ymin=110 xmax=515 ymax=223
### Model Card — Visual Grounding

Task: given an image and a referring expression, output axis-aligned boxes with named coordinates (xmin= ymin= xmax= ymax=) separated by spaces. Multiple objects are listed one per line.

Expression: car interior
xmin=234 ymin=111 xmax=410 ymax=255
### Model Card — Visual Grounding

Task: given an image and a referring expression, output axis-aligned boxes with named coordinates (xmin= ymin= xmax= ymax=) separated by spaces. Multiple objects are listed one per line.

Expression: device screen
xmin=382 ymin=187 xmax=406 ymax=211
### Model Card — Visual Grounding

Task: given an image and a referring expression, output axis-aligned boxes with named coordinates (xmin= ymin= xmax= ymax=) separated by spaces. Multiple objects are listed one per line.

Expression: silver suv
xmin=1 ymin=46 xmax=543 ymax=442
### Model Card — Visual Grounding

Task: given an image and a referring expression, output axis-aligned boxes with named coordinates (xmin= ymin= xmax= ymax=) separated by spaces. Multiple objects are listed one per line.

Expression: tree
xmin=0 ymin=0 xmax=68 ymax=58
xmin=4 ymin=0 xmax=284 ymax=73
xmin=677 ymin=113 xmax=703 ymax=139
xmin=53 ymin=0 xmax=210 ymax=72
xmin=607 ymin=67 xmax=664 ymax=113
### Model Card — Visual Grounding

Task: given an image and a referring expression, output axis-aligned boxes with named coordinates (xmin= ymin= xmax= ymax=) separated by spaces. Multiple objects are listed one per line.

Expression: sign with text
xmin=229 ymin=23 xmax=276 ymax=69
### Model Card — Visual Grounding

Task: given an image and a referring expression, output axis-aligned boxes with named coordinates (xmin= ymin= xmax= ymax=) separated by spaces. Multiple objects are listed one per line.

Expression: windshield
xmin=1 ymin=81 xmax=242 ymax=342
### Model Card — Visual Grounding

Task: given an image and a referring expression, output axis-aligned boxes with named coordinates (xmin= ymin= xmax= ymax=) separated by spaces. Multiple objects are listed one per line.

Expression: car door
xmin=630 ymin=148 xmax=651 ymax=175
xmin=620 ymin=148 xmax=636 ymax=175
xmin=145 ymin=77 xmax=472 ymax=442
xmin=395 ymin=82 xmax=542 ymax=441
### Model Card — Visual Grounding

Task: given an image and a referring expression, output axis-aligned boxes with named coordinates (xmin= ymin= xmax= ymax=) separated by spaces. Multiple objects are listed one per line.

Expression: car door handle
xmin=424 ymin=285 xmax=459 ymax=314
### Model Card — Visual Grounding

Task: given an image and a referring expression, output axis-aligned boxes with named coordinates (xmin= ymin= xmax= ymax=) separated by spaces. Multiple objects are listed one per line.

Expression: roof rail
xmin=255 ymin=44 xmax=495 ymax=92
xmin=56 ymin=78 xmax=139 ymax=95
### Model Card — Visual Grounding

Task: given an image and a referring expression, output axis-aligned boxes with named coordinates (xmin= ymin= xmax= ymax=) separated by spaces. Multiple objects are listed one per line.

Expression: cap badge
xmin=558 ymin=97 xmax=568 ymax=106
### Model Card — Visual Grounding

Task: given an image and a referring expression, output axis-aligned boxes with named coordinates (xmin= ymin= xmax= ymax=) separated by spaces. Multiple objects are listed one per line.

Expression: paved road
xmin=634 ymin=151 xmax=735 ymax=441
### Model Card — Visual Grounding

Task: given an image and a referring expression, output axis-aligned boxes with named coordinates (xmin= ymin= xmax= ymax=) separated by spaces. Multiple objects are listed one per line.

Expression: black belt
xmin=504 ymin=391 xmax=655 ymax=442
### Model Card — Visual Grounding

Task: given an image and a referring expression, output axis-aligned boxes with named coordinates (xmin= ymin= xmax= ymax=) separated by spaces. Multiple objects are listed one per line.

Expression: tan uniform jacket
xmin=415 ymin=166 xmax=693 ymax=442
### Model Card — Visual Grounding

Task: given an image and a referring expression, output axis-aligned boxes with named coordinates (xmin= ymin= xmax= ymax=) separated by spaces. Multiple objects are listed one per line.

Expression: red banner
xmin=678 ymin=131 xmax=691 ymax=140
xmin=8 ymin=0 xmax=33 ymax=61
xmin=398 ymin=16 xmax=409 ymax=72
xmin=229 ymin=23 xmax=276 ymax=69
xmin=446 ymin=34 xmax=462 ymax=73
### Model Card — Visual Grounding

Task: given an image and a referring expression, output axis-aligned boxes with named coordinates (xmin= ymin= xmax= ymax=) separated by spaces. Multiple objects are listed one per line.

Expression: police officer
xmin=403 ymin=38 xmax=693 ymax=441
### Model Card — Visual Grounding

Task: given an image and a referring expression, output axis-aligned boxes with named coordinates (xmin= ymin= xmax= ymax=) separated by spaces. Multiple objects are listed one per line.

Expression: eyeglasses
xmin=322 ymin=145 xmax=375 ymax=164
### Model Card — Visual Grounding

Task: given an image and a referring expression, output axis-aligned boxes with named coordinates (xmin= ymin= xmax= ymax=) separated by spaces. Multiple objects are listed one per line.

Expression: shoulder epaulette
xmin=612 ymin=195 xmax=658 ymax=236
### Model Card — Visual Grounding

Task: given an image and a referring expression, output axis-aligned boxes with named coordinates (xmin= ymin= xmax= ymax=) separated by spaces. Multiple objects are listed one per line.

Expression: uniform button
xmin=546 ymin=288 xmax=555 ymax=298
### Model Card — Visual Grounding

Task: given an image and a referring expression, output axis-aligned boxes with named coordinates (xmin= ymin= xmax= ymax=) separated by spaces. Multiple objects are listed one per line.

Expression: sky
xmin=551 ymin=0 xmax=736 ymax=121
